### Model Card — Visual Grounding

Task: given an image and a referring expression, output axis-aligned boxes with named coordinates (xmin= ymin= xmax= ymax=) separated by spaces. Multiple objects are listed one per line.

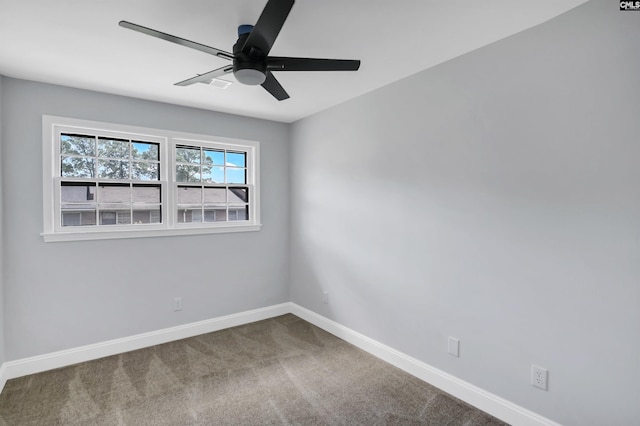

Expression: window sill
xmin=41 ymin=224 xmax=262 ymax=242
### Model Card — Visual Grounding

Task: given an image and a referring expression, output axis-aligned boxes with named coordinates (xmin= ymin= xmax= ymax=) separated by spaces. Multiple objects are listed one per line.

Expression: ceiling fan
xmin=119 ymin=0 xmax=360 ymax=101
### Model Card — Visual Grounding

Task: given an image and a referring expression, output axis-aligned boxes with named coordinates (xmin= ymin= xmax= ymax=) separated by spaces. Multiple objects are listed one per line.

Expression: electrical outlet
xmin=531 ymin=365 xmax=548 ymax=390
xmin=322 ymin=291 xmax=329 ymax=304
xmin=174 ymin=297 xmax=183 ymax=311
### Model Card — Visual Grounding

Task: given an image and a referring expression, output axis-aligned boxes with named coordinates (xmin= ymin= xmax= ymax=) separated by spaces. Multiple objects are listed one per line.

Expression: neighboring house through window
xmin=42 ymin=116 xmax=261 ymax=242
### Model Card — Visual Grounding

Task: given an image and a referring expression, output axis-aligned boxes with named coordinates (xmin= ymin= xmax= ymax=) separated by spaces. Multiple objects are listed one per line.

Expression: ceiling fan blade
xmin=242 ymin=0 xmax=294 ymax=56
xmin=267 ymin=57 xmax=361 ymax=72
xmin=261 ymin=72 xmax=290 ymax=101
xmin=174 ymin=65 xmax=234 ymax=86
xmin=119 ymin=21 xmax=234 ymax=60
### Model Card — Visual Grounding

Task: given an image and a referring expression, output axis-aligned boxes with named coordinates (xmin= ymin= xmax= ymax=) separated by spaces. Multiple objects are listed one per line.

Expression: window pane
xmin=61 ymin=183 xmax=96 ymax=202
xmin=176 ymin=165 xmax=201 ymax=182
xmin=203 ymin=149 xmax=224 ymax=166
xmin=81 ymin=211 xmax=97 ymax=226
xmin=176 ymin=146 xmax=201 ymax=164
xmin=151 ymin=208 xmax=161 ymax=224
xmin=62 ymin=210 xmax=96 ymax=227
xmin=226 ymin=152 xmax=246 ymax=167
xmin=201 ymin=168 xmax=213 ymax=183
xmin=177 ymin=208 xmax=202 ymax=223
xmin=99 ymin=184 xmax=130 ymax=203
xmin=62 ymin=212 xmax=81 ymax=226
xmin=98 ymin=159 xmax=130 ymax=179
xmin=100 ymin=211 xmax=116 ymax=225
xmin=132 ymin=161 xmax=159 ymax=181
xmin=177 ymin=186 xmax=201 ymax=204
xmin=61 ymin=156 xmax=95 ymax=178
xmin=133 ymin=207 xmax=161 ymax=224
xmin=228 ymin=206 xmax=248 ymax=221
xmin=100 ymin=210 xmax=131 ymax=225
xmin=132 ymin=185 xmax=160 ymax=203
xmin=203 ymin=187 xmax=226 ymax=204
xmin=226 ymin=167 xmax=246 ymax=184
xmin=205 ymin=166 xmax=225 ymax=183
xmin=61 ymin=134 xmax=95 ymax=156
xmin=204 ymin=208 xmax=227 ymax=222
xmin=117 ymin=211 xmax=131 ymax=225
xmin=132 ymin=142 xmax=159 ymax=161
xmin=227 ymin=187 xmax=248 ymax=203
xmin=98 ymin=138 xmax=129 ymax=159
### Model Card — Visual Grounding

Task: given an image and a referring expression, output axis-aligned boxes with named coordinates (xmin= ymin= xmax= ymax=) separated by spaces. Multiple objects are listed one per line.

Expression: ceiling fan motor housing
xmin=233 ymin=26 xmax=267 ymax=85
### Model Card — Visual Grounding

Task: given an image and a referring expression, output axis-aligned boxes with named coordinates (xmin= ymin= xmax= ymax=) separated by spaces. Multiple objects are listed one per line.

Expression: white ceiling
xmin=0 ymin=0 xmax=588 ymax=123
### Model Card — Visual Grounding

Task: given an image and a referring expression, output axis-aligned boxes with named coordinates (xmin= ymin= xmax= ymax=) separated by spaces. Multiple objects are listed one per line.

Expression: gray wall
xmin=1 ymin=77 xmax=290 ymax=360
xmin=290 ymin=1 xmax=640 ymax=425
xmin=0 ymin=76 xmax=5 ymax=366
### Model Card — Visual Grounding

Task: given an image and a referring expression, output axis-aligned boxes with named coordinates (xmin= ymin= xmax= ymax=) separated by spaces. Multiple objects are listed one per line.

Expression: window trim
xmin=42 ymin=115 xmax=261 ymax=242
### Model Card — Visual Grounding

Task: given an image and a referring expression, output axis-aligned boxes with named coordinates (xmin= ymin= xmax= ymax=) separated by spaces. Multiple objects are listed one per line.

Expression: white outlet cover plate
xmin=531 ymin=365 xmax=548 ymax=390
xmin=448 ymin=337 xmax=460 ymax=357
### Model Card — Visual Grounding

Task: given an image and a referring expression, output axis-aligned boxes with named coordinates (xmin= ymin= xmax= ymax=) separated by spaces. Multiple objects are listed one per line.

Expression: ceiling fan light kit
xmin=232 ymin=25 xmax=267 ymax=86
xmin=119 ymin=0 xmax=360 ymax=100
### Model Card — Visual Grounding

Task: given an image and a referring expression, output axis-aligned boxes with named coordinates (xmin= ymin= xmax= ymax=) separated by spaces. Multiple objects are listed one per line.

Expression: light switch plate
xmin=448 ymin=337 xmax=460 ymax=357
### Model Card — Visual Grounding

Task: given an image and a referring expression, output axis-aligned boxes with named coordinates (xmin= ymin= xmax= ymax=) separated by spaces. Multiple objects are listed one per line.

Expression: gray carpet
xmin=0 ymin=314 xmax=508 ymax=425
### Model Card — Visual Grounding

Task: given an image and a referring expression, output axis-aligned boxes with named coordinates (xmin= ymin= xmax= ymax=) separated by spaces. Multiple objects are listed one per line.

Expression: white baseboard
xmin=0 ymin=302 xmax=559 ymax=426
xmin=290 ymin=304 xmax=562 ymax=426
xmin=0 ymin=303 xmax=291 ymax=392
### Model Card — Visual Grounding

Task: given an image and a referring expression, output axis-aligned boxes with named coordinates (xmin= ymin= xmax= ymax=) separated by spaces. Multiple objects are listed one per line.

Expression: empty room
xmin=0 ymin=0 xmax=638 ymax=424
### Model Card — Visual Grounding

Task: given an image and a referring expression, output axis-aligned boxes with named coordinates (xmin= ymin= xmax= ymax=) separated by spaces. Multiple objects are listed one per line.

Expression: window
xmin=174 ymin=143 xmax=250 ymax=225
xmin=43 ymin=116 xmax=260 ymax=242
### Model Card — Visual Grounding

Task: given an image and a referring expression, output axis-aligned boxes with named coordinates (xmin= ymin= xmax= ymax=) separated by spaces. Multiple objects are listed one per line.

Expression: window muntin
xmin=43 ymin=116 xmax=260 ymax=241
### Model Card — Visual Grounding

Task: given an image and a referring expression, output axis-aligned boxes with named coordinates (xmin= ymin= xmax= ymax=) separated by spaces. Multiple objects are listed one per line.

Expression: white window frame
xmin=42 ymin=115 xmax=261 ymax=242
